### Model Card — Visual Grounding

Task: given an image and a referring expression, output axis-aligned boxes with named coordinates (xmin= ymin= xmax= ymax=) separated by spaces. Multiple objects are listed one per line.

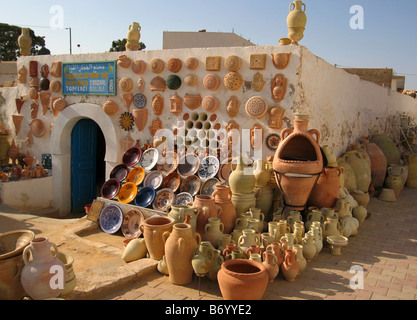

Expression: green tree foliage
xmin=0 ymin=23 xmax=51 ymax=61
xmin=109 ymin=38 xmax=146 ymax=52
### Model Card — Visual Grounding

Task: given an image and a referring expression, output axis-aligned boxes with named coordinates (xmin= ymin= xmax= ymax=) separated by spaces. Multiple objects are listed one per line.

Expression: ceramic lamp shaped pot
xmin=273 ymin=115 xmax=323 ymax=211
xmin=217 ymin=259 xmax=269 ymax=300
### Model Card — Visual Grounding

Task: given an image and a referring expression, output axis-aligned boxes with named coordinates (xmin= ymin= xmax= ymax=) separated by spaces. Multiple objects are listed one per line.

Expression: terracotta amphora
xmin=212 ymin=185 xmax=237 ymax=234
xmin=309 ymin=167 xmax=342 ymax=209
xmin=140 ymin=216 xmax=175 ymax=260
xmin=229 ymin=156 xmax=256 ymax=194
xmin=208 ymin=249 xmax=224 ymax=282
xmin=238 ymin=229 xmax=259 ymax=253
xmin=281 ymin=249 xmax=300 ymax=281
xmin=191 ymin=195 xmax=222 ymax=238
xmin=20 ymin=237 xmax=66 ymax=300
xmin=204 ymin=217 xmax=224 ymax=248
xmin=360 ymin=137 xmax=387 ymax=189
xmin=305 ymin=209 xmax=325 ymax=232
xmin=263 ymin=249 xmax=279 ymax=282
xmin=266 ymin=242 xmax=284 ymax=267
xmin=163 ymin=223 xmax=201 ymax=285
xmin=217 ymin=259 xmax=269 ymax=300
xmin=253 ymin=159 xmax=271 ymax=187
xmin=273 ymin=114 xmax=323 ymax=210
xmin=342 ymin=151 xmax=371 ymax=192
xmin=192 ymin=241 xmax=214 ymax=277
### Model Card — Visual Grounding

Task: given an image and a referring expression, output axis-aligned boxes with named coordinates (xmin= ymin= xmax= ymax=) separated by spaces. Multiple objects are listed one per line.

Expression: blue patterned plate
xmin=198 ymin=155 xmax=220 ymax=180
xmin=99 ymin=204 xmax=123 ymax=234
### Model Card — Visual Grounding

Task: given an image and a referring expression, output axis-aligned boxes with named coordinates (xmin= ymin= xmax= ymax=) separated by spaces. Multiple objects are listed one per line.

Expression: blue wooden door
xmin=71 ymin=119 xmax=98 ymax=212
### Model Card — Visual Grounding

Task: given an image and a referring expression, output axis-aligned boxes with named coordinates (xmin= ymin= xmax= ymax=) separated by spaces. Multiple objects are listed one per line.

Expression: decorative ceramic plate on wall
xmin=121 ymin=209 xmax=145 ymax=239
xmin=139 ymin=148 xmax=159 ymax=172
xmin=110 ymin=164 xmax=129 ymax=182
xmin=177 ymin=153 xmax=200 ymax=177
xmin=180 ymin=175 xmax=201 ymax=196
xmin=101 ymin=178 xmax=121 ymax=199
xmin=143 ymin=170 xmax=163 ymax=189
xmin=134 ymin=186 xmax=156 ymax=207
xmin=126 ymin=167 xmax=146 ymax=186
xmin=152 ymin=188 xmax=175 ymax=212
xmin=174 ymin=192 xmax=194 ymax=206
xmin=198 ymin=156 xmax=220 ymax=180
xmin=99 ymin=204 xmax=123 ymax=234
xmin=265 ymin=133 xmax=281 ymax=151
xmin=122 ymin=146 xmax=142 ymax=167
xmin=200 ymin=177 xmax=220 ymax=195
xmin=133 ymin=93 xmax=147 ymax=109
xmin=117 ymin=182 xmax=138 ymax=204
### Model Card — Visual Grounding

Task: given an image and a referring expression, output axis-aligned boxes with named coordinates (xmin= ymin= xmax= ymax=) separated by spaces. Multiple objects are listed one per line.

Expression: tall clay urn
xmin=140 ymin=215 xmax=175 ymax=260
xmin=18 ymin=28 xmax=32 ymax=56
xmin=287 ymin=0 xmax=307 ymax=44
xmin=273 ymin=114 xmax=323 ymax=211
xmin=191 ymin=195 xmax=222 ymax=238
xmin=309 ymin=167 xmax=342 ymax=209
xmin=212 ymin=185 xmax=237 ymax=234
xmin=360 ymin=137 xmax=387 ymax=190
xmin=163 ymin=223 xmax=201 ymax=285
xmin=217 ymin=259 xmax=269 ymax=300
xmin=20 ymin=237 xmax=66 ymax=300
xmin=229 ymin=156 xmax=256 ymax=194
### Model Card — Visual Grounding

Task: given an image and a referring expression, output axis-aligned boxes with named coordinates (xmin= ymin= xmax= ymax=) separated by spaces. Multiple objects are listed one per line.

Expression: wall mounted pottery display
xmin=205 ymin=56 xmax=222 ymax=71
xmin=157 ymin=151 xmax=178 ymax=176
xmin=224 ymin=72 xmax=243 ymax=91
xmin=119 ymin=112 xmax=134 ymax=131
xmin=251 ymin=72 xmax=266 ymax=92
xmin=121 ymin=93 xmax=134 ymax=111
xmin=153 ymin=188 xmax=176 ymax=212
xmin=99 ymin=203 xmax=123 ymax=234
xmin=28 ymin=87 xmax=38 ymax=100
xmin=217 ymin=259 xmax=269 ymax=300
xmin=126 ymin=166 xmax=145 ymax=186
xmin=132 ymin=59 xmax=147 ymax=74
xmin=167 ymin=58 xmax=182 ymax=73
xmin=185 ymin=57 xmax=199 ymax=70
xmin=180 ymin=175 xmax=201 ymax=196
xmin=110 ymin=164 xmax=129 ymax=182
xmin=161 ymin=172 xmax=181 ymax=192
xmin=53 ymin=97 xmax=67 ymax=113
xmin=184 ymin=94 xmax=202 ymax=110
xmin=117 ymin=55 xmax=131 ymax=68
xmin=174 ymin=192 xmax=194 ymax=206
xmin=18 ymin=28 xmax=32 ymax=56
xmin=102 ymin=100 xmax=119 ymax=115
xmin=250 ymin=54 xmax=267 ymax=70
xmin=21 ymin=237 xmax=66 ymax=300
xmin=29 ymin=61 xmax=38 ymax=77
xmin=203 ymin=74 xmax=221 ymax=91
xmin=150 ymin=76 xmax=166 ymax=92
xmin=273 ymin=114 xmax=323 ymax=210
xmin=245 ymin=96 xmax=269 ymax=119
xmin=151 ymin=94 xmax=164 ymax=116
xmin=287 ymin=0 xmax=307 ymax=44
xmin=140 ymin=215 xmax=175 ymax=260
xmin=163 ymin=223 xmax=201 ymax=285
xmin=119 ymin=77 xmax=133 ymax=92
xmin=15 ymin=98 xmax=24 ymax=114
xmin=149 ymin=117 xmax=163 ymax=136
xmin=18 ymin=66 xmax=27 ymax=84
xmin=269 ymin=105 xmax=285 ymax=129
xmin=134 ymin=186 xmax=156 ymax=207
xmin=265 ymin=133 xmax=281 ymax=152
xmin=117 ymin=182 xmax=138 ymax=204
xmin=184 ymin=74 xmax=198 ymax=87
xmin=30 ymin=119 xmax=46 ymax=138
xmin=30 ymin=101 xmax=38 ymax=119
xmin=271 ymin=53 xmax=292 ymax=69
xmin=250 ymin=124 xmax=264 ymax=150
xmin=150 ymin=58 xmax=165 ymax=74
xmin=225 ymin=55 xmax=242 ymax=71
xmin=132 ymin=108 xmax=148 ymax=132
xmin=41 ymin=64 xmax=49 ymax=78
xmin=29 ymin=77 xmax=39 ymax=88
xmin=49 ymin=80 xmax=62 ymax=93
xmin=166 ymin=75 xmax=182 ymax=90
xmin=140 ymin=148 xmax=159 ymax=171
xmin=271 ymin=74 xmax=288 ymax=102
xmin=143 ymin=170 xmax=163 ymax=189
xmin=121 ymin=209 xmax=145 ymax=239
xmin=200 ymin=177 xmax=220 ymax=196
xmin=226 ymin=96 xmax=240 ymax=117
xmin=132 ymin=93 xmax=146 ymax=109
xmin=122 ymin=146 xmax=142 ymax=167
xmin=170 ymin=93 xmax=183 ymax=116
xmin=202 ymin=95 xmax=220 ymax=113
xmin=50 ymin=61 xmax=62 ymax=78
xmin=126 ymin=22 xmax=141 ymax=51
xmin=39 ymin=77 xmax=50 ymax=91
xmin=178 ymin=153 xmax=200 ymax=177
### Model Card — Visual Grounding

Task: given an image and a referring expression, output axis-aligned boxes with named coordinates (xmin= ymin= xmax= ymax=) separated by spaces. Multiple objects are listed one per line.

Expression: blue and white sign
xmin=62 ymin=61 xmax=116 ymax=95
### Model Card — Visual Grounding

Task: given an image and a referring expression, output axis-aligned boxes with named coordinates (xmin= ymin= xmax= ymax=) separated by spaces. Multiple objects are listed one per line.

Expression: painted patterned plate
xmin=180 ymin=175 xmax=202 ymax=196
xmin=121 ymin=209 xmax=145 ymax=239
xmin=152 ymin=188 xmax=176 ymax=212
xmin=139 ymin=148 xmax=159 ymax=172
xmin=99 ymin=203 xmax=123 ymax=234
xmin=174 ymin=192 xmax=194 ymax=206
xmin=200 ymin=177 xmax=220 ymax=195
xmin=198 ymin=155 xmax=220 ymax=180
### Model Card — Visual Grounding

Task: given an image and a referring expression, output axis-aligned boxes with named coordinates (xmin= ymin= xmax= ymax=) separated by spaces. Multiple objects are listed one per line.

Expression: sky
xmin=1 ymin=0 xmax=417 ymax=90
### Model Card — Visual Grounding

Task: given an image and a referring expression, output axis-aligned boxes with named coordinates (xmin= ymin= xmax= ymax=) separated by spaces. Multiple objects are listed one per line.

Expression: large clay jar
xmin=212 ymin=185 xmax=237 ymax=234
xmin=192 ymin=195 xmax=222 ymax=238
xmin=231 ymin=192 xmax=257 ymax=218
xmin=253 ymin=159 xmax=271 ymax=187
xmin=163 ymin=223 xmax=201 ymax=285
xmin=255 ymin=184 xmax=274 ymax=220
xmin=126 ymin=22 xmax=141 ymax=51
xmin=309 ymin=167 xmax=342 ymax=209
xmin=287 ymin=1 xmax=307 ymax=44
xmin=273 ymin=114 xmax=323 ymax=211
xmin=337 ymin=157 xmax=357 ymax=192
xmin=20 ymin=237 xmax=66 ymax=300
xmin=229 ymin=156 xmax=256 ymax=194
xmin=140 ymin=216 xmax=175 ymax=260
xmin=371 ymin=134 xmax=401 ymax=165
xmin=166 ymin=205 xmax=200 ymax=226
xmin=360 ymin=137 xmax=387 ymax=189
xmin=342 ymin=151 xmax=371 ymax=192
xmin=18 ymin=28 xmax=32 ymax=56
xmin=385 ymin=170 xmax=404 ymax=197
xmin=204 ymin=217 xmax=224 ymax=248
xmin=217 ymin=259 xmax=269 ymax=300
xmin=406 ymin=155 xmax=417 ymax=188
xmin=281 ymin=249 xmax=300 ymax=281
xmin=263 ymin=249 xmax=279 ymax=282
xmin=192 ymin=241 xmax=214 ymax=277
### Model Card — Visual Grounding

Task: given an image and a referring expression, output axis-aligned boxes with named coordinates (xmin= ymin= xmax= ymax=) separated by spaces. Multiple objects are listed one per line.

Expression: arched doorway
xmin=50 ymin=103 xmax=121 ymax=217
xmin=70 ymin=119 xmax=106 ymax=213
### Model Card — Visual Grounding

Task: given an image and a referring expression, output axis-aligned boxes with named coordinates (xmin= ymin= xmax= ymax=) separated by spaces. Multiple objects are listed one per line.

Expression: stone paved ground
xmin=103 ymin=187 xmax=417 ymax=301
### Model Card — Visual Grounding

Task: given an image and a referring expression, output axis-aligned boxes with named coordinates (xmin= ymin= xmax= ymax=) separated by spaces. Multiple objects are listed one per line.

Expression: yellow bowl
xmin=117 ymin=182 xmax=138 ymax=204
xmin=126 ymin=167 xmax=145 ymax=186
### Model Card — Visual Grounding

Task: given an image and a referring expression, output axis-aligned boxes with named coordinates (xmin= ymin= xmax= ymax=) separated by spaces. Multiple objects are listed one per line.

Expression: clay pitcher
xmin=191 ymin=195 xmax=222 ymax=238
xmin=140 ymin=215 xmax=175 ymax=260
xmin=20 ymin=237 xmax=66 ymax=300
xmin=229 ymin=156 xmax=256 ymax=194
xmin=263 ymin=249 xmax=279 ymax=282
xmin=212 ymin=185 xmax=237 ymax=234
xmin=163 ymin=223 xmax=201 ymax=285
xmin=281 ymin=249 xmax=300 ymax=281
xmin=192 ymin=241 xmax=214 ymax=276
xmin=309 ymin=167 xmax=342 ymax=209
xmin=204 ymin=217 xmax=224 ymax=248
xmin=323 ymin=216 xmax=341 ymax=245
